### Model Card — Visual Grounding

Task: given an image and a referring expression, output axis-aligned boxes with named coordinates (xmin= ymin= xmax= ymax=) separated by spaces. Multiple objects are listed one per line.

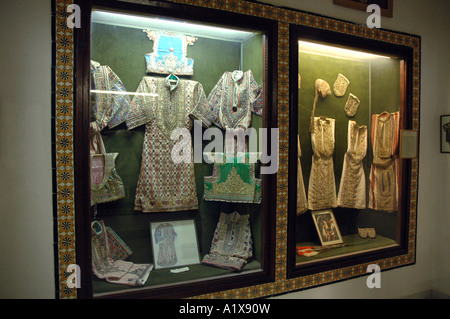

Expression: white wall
xmin=0 ymin=0 xmax=448 ymax=299
xmin=0 ymin=0 xmax=54 ymax=298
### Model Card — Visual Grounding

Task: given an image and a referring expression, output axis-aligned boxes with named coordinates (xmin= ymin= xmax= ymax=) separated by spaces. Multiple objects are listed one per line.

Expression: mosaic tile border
xmin=53 ymin=0 xmax=420 ymax=299
xmin=53 ymin=0 xmax=77 ymax=299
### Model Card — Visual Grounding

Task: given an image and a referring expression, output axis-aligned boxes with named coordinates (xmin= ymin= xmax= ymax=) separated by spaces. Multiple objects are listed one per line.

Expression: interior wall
xmin=0 ymin=0 xmax=448 ymax=299
xmin=0 ymin=0 xmax=54 ymax=298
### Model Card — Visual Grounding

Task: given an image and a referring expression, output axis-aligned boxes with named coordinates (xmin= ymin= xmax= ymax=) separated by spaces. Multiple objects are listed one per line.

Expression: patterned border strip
xmin=52 ymin=0 xmax=420 ymax=299
xmin=54 ymin=0 xmax=77 ymax=299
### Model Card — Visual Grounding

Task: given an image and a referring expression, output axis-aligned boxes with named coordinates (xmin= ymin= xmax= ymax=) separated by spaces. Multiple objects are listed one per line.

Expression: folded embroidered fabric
xmin=201 ymin=212 xmax=253 ymax=272
xmin=91 ymin=220 xmax=153 ymax=286
xmin=106 ymin=226 xmax=133 ymax=261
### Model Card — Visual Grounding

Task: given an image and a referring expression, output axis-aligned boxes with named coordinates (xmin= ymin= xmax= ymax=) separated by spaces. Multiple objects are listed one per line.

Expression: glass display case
xmin=71 ymin=1 xmax=277 ymax=299
xmin=53 ymin=0 xmax=420 ymax=299
xmin=288 ymin=25 xmax=416 ymax=276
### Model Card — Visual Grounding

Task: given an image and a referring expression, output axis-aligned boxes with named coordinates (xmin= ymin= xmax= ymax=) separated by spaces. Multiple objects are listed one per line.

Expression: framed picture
xmin=311 ymin=210 xmax=344 ymax=246
xmin=400 ymin=129 xmax=419 ymax=159
xmin=441 ymin=115 xmax=450 ymax=153
xmin=150 ymin=219 xmax=200 ymax=269
xmin=333 ymin=0 xmax=393 ymax=17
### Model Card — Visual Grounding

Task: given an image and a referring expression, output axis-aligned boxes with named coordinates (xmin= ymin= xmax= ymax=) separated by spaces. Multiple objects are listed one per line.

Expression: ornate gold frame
xmin=53 ymin=0 xmax=420 ymax=299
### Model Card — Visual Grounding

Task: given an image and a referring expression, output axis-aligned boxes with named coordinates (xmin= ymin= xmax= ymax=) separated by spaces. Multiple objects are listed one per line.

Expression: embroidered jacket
xmin=90 ymin=60 xmax=131 ymax=131
xmin=190 ymin=70 xmax=263 ymax=130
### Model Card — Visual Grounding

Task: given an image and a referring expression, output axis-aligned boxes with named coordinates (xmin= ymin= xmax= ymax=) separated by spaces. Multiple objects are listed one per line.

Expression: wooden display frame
xmin=52 ymin=0 xmax=420 ymax=299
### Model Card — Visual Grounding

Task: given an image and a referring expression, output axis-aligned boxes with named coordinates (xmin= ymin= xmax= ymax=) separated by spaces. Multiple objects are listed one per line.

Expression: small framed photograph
xmin=311 ymin=210 xmax=343 ymax=246
xmin=150 ymin=219 xmax=200 ymax=269
xmin=440 ymin=115 xmax=450 ymax=153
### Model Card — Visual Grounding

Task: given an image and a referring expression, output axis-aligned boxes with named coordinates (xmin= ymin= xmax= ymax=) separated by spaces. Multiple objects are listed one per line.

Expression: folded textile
xmin=202 ymin=212 xmax=253 ymax=272
xmin=91 ymin=220 xmax=153 ymax=286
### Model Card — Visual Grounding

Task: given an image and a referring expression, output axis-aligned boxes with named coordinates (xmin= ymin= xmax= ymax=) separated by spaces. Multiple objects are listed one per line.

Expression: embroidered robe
xmin=368 ymin=111 xmax=400 ymax=212
xmin=154 ymin=223 xmax=178 ymax=267
xmin=297 ymin=135 xmax=308 ymax=215
xmin=90 ymin=60 xmax=131 ymax=132
xmin=126 ymin=76 xmax=206 ymax=213
xmin=337 ymin=121 xmax=368 ymax=209
xmin=90 ymin=62 xmax=129 ymax=205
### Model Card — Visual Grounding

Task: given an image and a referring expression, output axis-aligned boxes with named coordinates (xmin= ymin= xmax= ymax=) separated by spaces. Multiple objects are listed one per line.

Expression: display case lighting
xmin=92 ymin=10 xmax=256 ymax=41
xmin=299 ymin=40 xmax=392 ymax=61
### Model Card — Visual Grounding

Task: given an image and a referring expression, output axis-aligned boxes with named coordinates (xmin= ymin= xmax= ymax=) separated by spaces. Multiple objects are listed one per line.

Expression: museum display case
xmin=70 ymin=0 xmax=277 ymax=298
xmin=287 ymin=25 xmax=417 ymax=277
xmin=53 ymin=0 xmax=420 ymax=299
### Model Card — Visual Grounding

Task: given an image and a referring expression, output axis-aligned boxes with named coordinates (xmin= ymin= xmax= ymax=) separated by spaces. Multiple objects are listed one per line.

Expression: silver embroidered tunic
xmin=308 ymin=117 xmax=337 ymax=211
xmin=337 ymin=121 xmax=368 ymax=209
xmin=126 ymin=75 xmax=206 ymax=213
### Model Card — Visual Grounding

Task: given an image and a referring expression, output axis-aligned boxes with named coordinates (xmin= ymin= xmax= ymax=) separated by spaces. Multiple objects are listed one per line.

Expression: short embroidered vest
xmin=203 ymin=152 xmax=261 ymax=204
xmin=143 ymin=30 xmax=196 ymax=75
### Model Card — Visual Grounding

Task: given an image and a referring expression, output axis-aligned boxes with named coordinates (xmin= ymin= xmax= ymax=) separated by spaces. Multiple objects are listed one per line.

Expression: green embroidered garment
xmin=203 ymin=152 xmax=261 ymax=203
